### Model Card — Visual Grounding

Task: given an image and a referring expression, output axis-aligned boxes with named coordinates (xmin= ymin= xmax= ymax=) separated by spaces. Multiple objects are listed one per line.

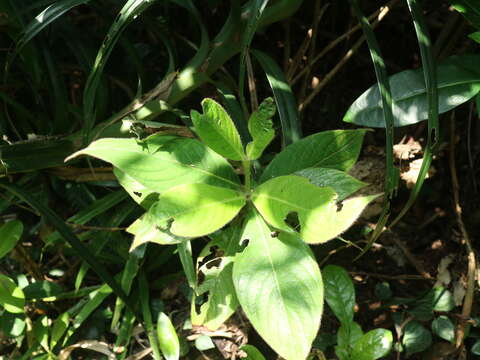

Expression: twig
xmin=67 ymin=223 xmax=127 ymax=231
xmin=246 ymin=52 xmax=258 ymax=112
xmin=450 ymin=114 xmax=477 ymax=351
xmin=298 ymin=2 xmax=394 ymax=112
xmin=350 ymin=271 xmax=432 ymax=281
xmin=291 ymin=0 xmax=399 ymax=86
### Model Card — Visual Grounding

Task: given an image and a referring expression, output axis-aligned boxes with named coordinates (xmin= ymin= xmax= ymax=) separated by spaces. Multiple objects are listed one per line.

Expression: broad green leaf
xmin=66 ymin=134 xmax=241 ymax=192
xmin=246 ymin=97 xmax=276 ymax=160
xmin=0 ymin=311 xmax=26 ymax=337
xmin=432 ymin=316 xmax=455 ymax=342
xmin=114 ymin=168 xmax=158 ymax=209
xmin=0 ymin=274 xmax=25 ymax=314
xmin=191 ymin=98 xmax=245 ymax=161
xmin=191 ymin=227 xmax=241 ymax=330
xmin=323 ymin=265 xmax=355 ymax=325
xmin=0 ymin=220 xmax=23 ymax=259
xmin=127 ymin=211 xmax=185 ymax=251
xmin=232 ymin=211 xmax=323 ymax=360
xmin=295 ymin=168 xmax=367 ymax=201
xmin=410 ymin=287 xmax=455 ymax=320
xmin=23 ymin=281 xmax=63 ymax=300
xmin=350 ymin=329 xmax=393 ymax=360
xmin=336 ymin=322 xmax=363 ymax=351
xmin=344 ymin=55 xmax=480 ymax=127
xmin=451 ymin=1 xmax=480 ymax=29
xmin=157 ymin=312 xmax=180 ymax=360
xmin=149 ymin=183 xmax=245 ymax=237
xmin=402 ymin=321 xmax=432 ymax=357
xmin=241 ymin=345 xmax=267 ymax=360
xmin=252 ymin=176 xmax=379 ymax=244
xmin=260 ymin=130 xmax=367 ymax=182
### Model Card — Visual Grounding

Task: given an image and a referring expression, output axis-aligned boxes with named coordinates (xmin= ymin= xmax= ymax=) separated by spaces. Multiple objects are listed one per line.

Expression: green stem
xmin=243 ymin=160 xmax=252 ymax=193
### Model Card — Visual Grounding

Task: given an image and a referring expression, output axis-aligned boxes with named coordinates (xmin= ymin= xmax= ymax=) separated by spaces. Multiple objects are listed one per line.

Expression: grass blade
xmin=251 ymin=49 xmax=302 ymax=146
xmin=139 ymin=271 xmax=162 ymax=360
xmin=389 ymin=0 xmax=439 ymax=227
xmin=0 ymin=181 xmax=135 ymax=314
xmin=83 ymin=0 xmax=158 ymax=143
xmin=349 ymin=0 xmax=397 ymax=258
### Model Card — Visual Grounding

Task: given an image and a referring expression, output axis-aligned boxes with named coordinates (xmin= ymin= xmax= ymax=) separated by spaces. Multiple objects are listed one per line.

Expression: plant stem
xmin=243 ymin=160 xmax=252 ymax=193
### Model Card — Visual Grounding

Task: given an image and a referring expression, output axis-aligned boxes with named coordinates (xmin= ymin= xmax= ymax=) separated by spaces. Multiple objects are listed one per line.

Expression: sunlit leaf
xmin=252 ymin=175 xmax=379 ymax=243
xmin=233 ymin=210 xmax=323 ymax=360
xmin=191 ymin=98 xmax=245 ymax=161
xmin=260 ymin=130 xmax=367 ymax=182
xmin=66 ymin=134 xmax=241 ymax=192
xmin=0 ymin=274 xmax=25 ymax=314
xmin=149 ymin=183 xmax=245 ymax=237
xmin=350 ymin=329 xmax=393 ymax=360
xmin=344 ymin=55 xmax=480 ymax=127
xmin=246 ymin=97 xmax=276 ymax=160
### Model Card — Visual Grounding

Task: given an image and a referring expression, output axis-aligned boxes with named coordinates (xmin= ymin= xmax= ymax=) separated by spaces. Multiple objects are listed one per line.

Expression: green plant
xmin=66 ymin=97 xmax=378 ymax=359
xmin=321 ymin=265 xmax=393 ymax=360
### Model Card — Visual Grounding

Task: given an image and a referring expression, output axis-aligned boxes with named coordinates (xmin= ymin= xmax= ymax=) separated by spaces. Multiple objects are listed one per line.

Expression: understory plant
xmin=67 ymin=97 xmax=381 ymax=359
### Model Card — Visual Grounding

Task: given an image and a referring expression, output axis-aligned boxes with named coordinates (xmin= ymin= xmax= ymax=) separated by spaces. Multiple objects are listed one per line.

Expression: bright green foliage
xmin=157 ymin=312 xmax=180 ymax=360
xmin=402 ymin=321 xmax=432 ymax=357
xmin=246 ymin=97 xmax=276 ymax=160
xmin=451 ymin=1 xmax=480 ymax=29
xmin=67 ymin=135 xmax=241 ymax=192
xmin=191 ymin=98 xmax=245 ymax=161
xmin=0 ymin=274 xmax=25 ymax=314
xmin=323 ymin=265 xmax=355 ymax=324
xmin=344 ymin=55 xmax=480 ymax=127
xmin=350 ymin=329 xmax=393 ymax=360
xmin=260 ymin=129 xmax=367 ymax=182
xmin=232 ymin=211 xmax=323 ymax=360
xmin=431 ymin=316 xmax=455 ymax=342
xmin=0 ymin=220 xmax=23 ymax=259
xmin=191 ymin=228 xmax=241 ymax=329
xmin=252 ymin=175 xmax=378 ymax=243
xmin=324 ymin=265 xmax=392 ymax=360
xmin=69 ymin=97 xmax=373 ymax=360
xmin=149 ymin=183 xmax=245 ymax=237
xmin=295 ymin=167 xmax=367 ymax=201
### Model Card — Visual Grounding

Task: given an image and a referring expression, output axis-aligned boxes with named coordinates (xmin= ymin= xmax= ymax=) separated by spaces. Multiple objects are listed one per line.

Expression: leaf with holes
xmin=252 ymin=175 xmax=379 ymax=243
xmin=232 ymin=210 xmax=323 ymax=360
xmin=149 ymin=183 xmax=245 ymax=237
xmin=191 ymin=98 xmax=245 ymax=161
xmin=191 ymin=226 xmax=241 ymax=330
xmin=260 ymin=130 xmax=367 ymax=182
xmin=66 ymin=134 xmax=241 ymax=193
xmin=246 ymin=97 xmax=276 ymax=160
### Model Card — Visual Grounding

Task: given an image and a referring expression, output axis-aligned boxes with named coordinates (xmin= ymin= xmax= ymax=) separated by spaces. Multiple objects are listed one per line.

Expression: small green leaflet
xmin=246 ymin=97 xmax=276 ymax=160
xmin=252 ymin=175 xmax=379 ymax=244
xmin=0 ymin=220 xmax=23 ymax=259
xmin=149 ymin=183 xmax=246 ymax=237
xmin=0 ymin=274 xmax=25 ymax=314
xmin=191 ymin=98 xmax=245 ymax=161
xmin=232 ymin=210 xmax=323 ymax=360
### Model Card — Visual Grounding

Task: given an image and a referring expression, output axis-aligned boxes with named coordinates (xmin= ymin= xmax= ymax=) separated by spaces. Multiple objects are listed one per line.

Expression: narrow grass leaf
xmin=0 ymin=181 xmax=134 ymax=314
xmin=140 ymin=272 xmax=162 ymax=360
xmin=252 ymin=49 xmax=301 ymax=146
xmin=83 ymin=0 xmax=158 ymax=142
